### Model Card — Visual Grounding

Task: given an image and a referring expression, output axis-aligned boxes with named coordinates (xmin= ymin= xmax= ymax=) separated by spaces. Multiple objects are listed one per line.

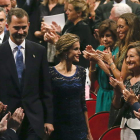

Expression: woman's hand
xmin=83 ymin=50 xmax=100 ymax=63
xmin=51 ymin=21 xmax=61 ymax=33
xmin=123 ymin=88 xmax=138 ymax=105
xmin=87 ymin=132 xmax=93 ymax=140
xmin=85 ymin=45 xmax=95 ymax=53
xmin=109 ymin=76 xmax=125 ymax=94
xmin=134 ymin=108 xmax=140 ymax=120
xmin=41 ymin=22 xmax=52 ymax=34
xmin=96 ymin=47 xmax=113 ymax=64
xmin=44 ymin=30 xmax=60 ymax=44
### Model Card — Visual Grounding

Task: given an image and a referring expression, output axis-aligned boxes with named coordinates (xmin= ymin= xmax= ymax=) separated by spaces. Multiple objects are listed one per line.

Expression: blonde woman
xmin=49 ymin=33 xmax=93 ymax=140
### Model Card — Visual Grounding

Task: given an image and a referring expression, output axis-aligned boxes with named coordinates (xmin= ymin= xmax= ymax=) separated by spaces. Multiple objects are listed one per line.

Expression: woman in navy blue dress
xmin=49 ymin=33 xmax=93 ymax=140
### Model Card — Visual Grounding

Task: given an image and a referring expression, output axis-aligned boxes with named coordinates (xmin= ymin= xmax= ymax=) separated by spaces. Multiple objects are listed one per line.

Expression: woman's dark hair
xmin=99 ymin=19 xmax=117 ymax=43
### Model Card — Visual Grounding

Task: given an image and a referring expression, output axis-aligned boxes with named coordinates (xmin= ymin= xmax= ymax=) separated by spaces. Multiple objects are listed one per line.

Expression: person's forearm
xmin=34 ymin=31 xmax=44 ymax=39
xmin=84 ymin=111 xmax=91 ymax=134
xmin=89 ymin=61 xmax=97 ymax=82
xmin=112 ymin=90 xmax=122 ymax=109
xmin=97 ymin=60 xmax=111 ymax=76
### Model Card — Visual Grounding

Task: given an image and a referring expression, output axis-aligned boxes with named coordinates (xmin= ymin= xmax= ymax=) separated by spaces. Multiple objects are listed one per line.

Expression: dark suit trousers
xmin=18 ymin=115 xmax=42 ymax=140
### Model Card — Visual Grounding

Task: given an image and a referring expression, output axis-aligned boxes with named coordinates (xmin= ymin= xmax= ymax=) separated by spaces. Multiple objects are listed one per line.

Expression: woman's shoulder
xmin=49 ymin=66 xmax=55 ymax=73
xmin=75 ymin=21 xmax=90 ymax=29
xmin=76 ymin=65 xmax=86 ymax=74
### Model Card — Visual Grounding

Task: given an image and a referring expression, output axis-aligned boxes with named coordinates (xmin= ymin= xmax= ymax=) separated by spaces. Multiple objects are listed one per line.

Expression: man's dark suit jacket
xmin=95 ymin=0 xmax=140 ymax=27
xmin=0 ymin=129 xmax=18 ymax=140
xmin=0 ymin=40 xmax=53 ymax=139
xmin=2 ymin=31 xmax=9 ymax=43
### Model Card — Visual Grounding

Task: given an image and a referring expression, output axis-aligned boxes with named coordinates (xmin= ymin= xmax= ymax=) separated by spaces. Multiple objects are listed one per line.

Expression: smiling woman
xmin=49 ymin=33 xmax=93 ymax=140
xmin=83 ymin=19 xmax=119 ymax=113
xmin=99 ymin=13 xmax=140 ymax=81
xmin=110 ymin=41 xmax=140 ymax=140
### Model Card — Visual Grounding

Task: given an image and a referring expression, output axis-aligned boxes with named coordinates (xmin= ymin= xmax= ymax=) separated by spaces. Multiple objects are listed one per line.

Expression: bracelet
xmin=109 ymin=62 xmax=114 ymax=66
xmin=89 ymin=68 xmax=96 ymax=72
xmin=111 ymin=67 xmax=116 ymax=71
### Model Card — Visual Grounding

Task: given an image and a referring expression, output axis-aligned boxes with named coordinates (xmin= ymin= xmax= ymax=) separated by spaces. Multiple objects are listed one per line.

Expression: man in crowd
xmin=10 ymin=0 xmax=17 ymax=8
xmin=95 ymin=0 xmax=140 ymax=27
xmin=0 ymin=0 xmax=11 ymax=15
xmin=0 ymin=7 xmax=9 ymax=44
xmin=0 ymin=8 xmax=53 ymax=140
xmin=109 ymin=3 xmax=132 ymax=21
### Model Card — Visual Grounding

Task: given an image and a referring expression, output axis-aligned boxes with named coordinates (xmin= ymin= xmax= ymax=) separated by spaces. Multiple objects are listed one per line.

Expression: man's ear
xmin=5 ymin=24 xmax=9 ymax=31
xmin=28 ymin=22 xmax=30 ymax=27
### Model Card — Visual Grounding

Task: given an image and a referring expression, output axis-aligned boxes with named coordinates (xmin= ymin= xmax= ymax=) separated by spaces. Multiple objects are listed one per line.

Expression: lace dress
xmin=49 ymin=66 xmax=88 ymax=140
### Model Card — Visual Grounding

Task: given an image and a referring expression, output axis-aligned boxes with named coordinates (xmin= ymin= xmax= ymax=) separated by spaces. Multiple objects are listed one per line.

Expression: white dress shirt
xmin=0 ymin=32 xmax=5 ymax=44
xmin=9 ymin=38 xmax=25 ymax=63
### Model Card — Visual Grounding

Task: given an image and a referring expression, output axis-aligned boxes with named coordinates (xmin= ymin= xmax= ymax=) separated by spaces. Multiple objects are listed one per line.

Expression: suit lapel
xmin=2 ymin=41 xmax=20 ymax=90
xmin=22 ymin=40 xmax=36 ymax=96
xmin=2 ymin=31 xmax=9 ymax=43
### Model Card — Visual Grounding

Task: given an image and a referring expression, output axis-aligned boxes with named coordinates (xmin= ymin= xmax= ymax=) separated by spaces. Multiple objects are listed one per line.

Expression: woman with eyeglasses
xmin=97 ymin=13 xmax=140 ymax=81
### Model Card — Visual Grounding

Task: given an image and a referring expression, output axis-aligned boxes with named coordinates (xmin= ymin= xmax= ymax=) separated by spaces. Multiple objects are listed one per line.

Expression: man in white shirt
xmin=95 ymin=0 xmax=140 ymax=28
xmin=109 ymin=3 xmax=132 ymax=22
xmin=0 ymin=7 xmax=9 ymax=44
xmin=0 ymin=8 xmax=54 ymax=140
xmin=0 ymin=0 xmax=11 ymax=15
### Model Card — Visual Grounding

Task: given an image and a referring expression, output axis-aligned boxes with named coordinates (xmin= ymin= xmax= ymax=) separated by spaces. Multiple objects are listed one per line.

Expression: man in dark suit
xmin=0 ymin=0 xmax=11 ymax=15
xmin=95 ymin=0 xmax=140 ymax=27
xmin=16 ymin=0 xmax=42 ymax=43
xmin=0 ymin=8 xmax=53 ymax=140
xmin=0 ymin=7 xmax=9 ymax=44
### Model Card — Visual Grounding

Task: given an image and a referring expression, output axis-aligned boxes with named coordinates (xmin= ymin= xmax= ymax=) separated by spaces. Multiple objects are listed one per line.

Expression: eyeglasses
xmin=117 ymin=25 xmax=125 ymax=29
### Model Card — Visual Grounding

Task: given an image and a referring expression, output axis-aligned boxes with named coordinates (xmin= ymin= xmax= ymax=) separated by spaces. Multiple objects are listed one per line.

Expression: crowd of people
xmin=0 ymin=0 xmax=140 ymax=140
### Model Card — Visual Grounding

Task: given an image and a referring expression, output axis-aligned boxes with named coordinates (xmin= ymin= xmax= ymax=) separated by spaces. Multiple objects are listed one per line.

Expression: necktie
xmin=16 ymin=46 xmax=24 ymax=83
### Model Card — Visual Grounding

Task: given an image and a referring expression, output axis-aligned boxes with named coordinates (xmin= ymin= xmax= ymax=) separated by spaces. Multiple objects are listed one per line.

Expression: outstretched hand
xmin=109 ymin=76 xmax=125 ymax=94
xmin=123 ymin=88 xmax=138 ymax=105
xmin=51 ymin=21 xmax=61 ymax=33
xmin=0 ymin=101 xmax=7 ymax=115
xmin=83 ymin=50 xmax=100 ymax=63
xmin=0 ymin=112 xmax=11 ymax=135
xmin=44 ymin=30 xmax=60 ymax=44
xmin=8 ymin=107 xmax=24 ymax=131
xmin=96 ymin=47 xmax=113 ymax=63
xmin=41 ymin=22 xmax=52 ymax=34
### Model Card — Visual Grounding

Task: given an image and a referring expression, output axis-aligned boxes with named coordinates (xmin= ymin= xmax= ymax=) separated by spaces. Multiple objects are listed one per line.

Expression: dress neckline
xmin=53 ymin=65 xmax=78 ymax=78
xmin=127 ymin=79 xmax=140 ymax=87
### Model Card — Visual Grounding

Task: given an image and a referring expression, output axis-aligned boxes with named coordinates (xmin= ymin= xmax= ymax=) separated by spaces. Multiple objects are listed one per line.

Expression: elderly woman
xmin=49 ymin=33 xmax=93 ymax=140
xmin=83 ymin=19 xmax=118 ymax=113
xmin=110 ymin=41 xmax=140 ymax=140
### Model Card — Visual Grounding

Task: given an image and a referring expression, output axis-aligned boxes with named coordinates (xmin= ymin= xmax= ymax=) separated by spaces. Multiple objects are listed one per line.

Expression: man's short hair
xmin=7 ymin=8 xmax=29 ymax=24
xmin=113 ymin=3 xmax=132 ymax=18
xmin=0 ymin=7 xmax=6 ymax=16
